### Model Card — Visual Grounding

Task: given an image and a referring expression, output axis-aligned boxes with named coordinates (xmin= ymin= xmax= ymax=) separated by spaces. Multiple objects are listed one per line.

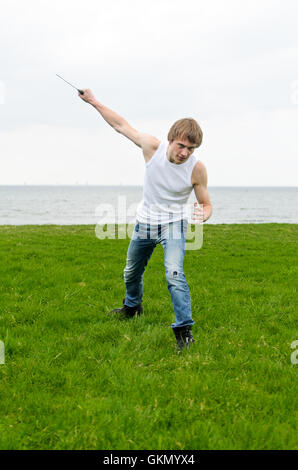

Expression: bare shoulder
xmin=192 ymin=160 xmax=208 ymax=186
xmin=139 ymin=133 xmax=161 ymax=162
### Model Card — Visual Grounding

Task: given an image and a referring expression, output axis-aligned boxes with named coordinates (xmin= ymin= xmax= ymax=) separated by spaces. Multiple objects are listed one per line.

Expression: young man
xmin=79 ymin=89 xmax=213 ymax=351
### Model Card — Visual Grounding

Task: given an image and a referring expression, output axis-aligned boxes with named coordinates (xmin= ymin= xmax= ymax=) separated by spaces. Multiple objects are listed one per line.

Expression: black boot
xmin=173 ymin=325 xmax=195 ymax=352
xmin=108 ymin=298 xmax=143 ymax=318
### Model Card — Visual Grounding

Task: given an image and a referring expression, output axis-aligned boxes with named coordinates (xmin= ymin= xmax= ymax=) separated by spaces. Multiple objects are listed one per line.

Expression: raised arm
xmin=78 ymin=89 xmax=160 ymax=162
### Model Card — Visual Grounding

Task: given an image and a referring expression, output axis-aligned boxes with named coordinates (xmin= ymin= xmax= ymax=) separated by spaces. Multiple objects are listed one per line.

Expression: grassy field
xmin=0 ymin=224 xmax=297 ymax=450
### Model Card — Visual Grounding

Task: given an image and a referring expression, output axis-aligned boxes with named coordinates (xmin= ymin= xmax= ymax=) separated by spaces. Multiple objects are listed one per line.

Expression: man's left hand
xmin=191 ymin=202 xmax=204 ymax=224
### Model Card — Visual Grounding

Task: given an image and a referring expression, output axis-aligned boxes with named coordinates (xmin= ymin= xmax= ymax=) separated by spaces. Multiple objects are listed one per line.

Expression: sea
xmin=0 ymin=185 xmax=297 ymax=225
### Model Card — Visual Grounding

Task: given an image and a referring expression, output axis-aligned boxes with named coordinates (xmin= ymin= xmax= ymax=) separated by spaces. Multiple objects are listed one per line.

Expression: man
xmin=79 ymin=89 xmax=213 ymax=352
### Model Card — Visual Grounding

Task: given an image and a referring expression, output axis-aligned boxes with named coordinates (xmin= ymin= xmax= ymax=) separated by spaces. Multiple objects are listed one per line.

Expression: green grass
xmin=0 ymin=224 xmax=297 ymax=450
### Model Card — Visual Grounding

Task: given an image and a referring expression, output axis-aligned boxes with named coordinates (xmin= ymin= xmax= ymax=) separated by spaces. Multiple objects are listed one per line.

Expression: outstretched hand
xmin=78 ymin=88 xmax=97 ymax=105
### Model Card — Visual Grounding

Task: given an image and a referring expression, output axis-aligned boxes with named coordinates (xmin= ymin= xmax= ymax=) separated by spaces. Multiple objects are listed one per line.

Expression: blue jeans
xmin=124 ymin=220 xmax=194 ymax=329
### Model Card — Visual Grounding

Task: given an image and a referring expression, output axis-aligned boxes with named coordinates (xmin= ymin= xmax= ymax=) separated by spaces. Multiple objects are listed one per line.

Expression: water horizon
xmin=0 ymin=185 xmax=297 ymax=225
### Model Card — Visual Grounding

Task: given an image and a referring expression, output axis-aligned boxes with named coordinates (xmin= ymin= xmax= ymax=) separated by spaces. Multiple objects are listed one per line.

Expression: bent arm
xmin=193 ymin=162 xmax=213 ymax=222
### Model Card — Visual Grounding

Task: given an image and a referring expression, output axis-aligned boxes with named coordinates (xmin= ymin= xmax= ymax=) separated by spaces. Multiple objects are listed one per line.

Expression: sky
xmin=1 ymin=0 xmax=298 ymax=186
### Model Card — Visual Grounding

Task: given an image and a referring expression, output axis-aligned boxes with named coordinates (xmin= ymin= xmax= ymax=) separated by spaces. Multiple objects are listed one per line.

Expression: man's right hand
xmin=78 ymin=88 xmax=97 ymax=106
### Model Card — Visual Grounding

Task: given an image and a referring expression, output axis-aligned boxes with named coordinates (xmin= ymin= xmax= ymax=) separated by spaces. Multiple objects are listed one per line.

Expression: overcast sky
xmin=1 ymin=0 xmax=298 ymax=186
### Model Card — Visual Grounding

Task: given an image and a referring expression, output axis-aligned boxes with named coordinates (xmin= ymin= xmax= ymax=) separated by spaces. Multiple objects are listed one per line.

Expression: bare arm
xmin=192 ymin=161 xmax=213 ymax=222
xmin=78 ymin=89 xmax=160 ymax=162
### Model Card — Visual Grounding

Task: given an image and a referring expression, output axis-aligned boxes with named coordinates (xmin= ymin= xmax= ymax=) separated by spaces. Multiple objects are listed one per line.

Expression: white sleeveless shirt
xmin=136 ymin=141 xmax=198 ymax=224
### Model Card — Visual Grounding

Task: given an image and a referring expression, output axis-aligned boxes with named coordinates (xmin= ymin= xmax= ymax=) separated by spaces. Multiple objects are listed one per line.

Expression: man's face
xmin=167 ymin=138 xmax=197 ymax=165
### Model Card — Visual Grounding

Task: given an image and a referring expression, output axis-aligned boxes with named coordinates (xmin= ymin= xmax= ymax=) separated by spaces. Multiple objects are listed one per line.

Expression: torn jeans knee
xmin=165 ymin=268 xmax=187 ymax=284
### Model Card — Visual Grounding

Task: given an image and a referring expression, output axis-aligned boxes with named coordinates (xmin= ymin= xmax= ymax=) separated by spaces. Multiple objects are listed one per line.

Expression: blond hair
xmin=168 ymin=118 xmax=203 ymax=147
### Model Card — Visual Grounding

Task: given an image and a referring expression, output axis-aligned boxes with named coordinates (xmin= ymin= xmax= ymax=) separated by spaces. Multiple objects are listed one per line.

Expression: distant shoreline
xmin=1 ymin=186 xmax=297 ymax=225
